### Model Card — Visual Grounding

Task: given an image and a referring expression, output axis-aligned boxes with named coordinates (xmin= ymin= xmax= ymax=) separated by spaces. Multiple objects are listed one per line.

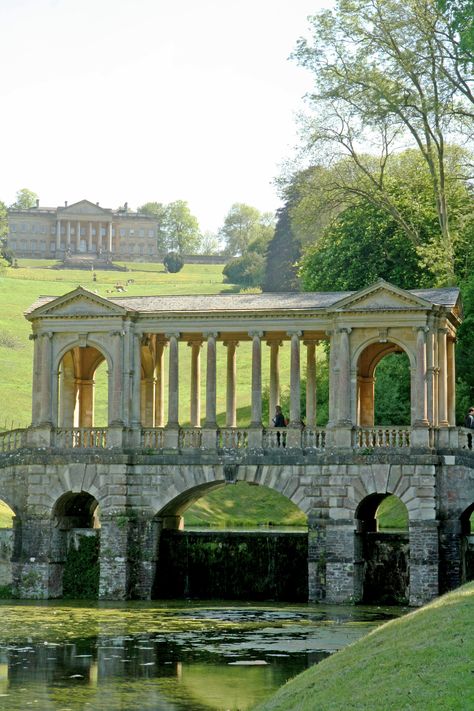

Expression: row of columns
xmin=55 ymin=219 xmax=114 ymax=253
xmin=416 ymin=325 xmax=456 ymax=427
xmin=138 ymin=331 xmax=321 ymax=429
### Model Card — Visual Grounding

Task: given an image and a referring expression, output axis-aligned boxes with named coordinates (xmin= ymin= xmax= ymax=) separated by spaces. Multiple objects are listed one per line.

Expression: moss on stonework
xmin=62 ymin=535 xmax=99 ymax=599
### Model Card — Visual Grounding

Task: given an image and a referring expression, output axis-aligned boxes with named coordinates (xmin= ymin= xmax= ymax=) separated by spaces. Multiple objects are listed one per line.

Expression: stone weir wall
xmin=155 ymin=530 xmax=308 ymax=602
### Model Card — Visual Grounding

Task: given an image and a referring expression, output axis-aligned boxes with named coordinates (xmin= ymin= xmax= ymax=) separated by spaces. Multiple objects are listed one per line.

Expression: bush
xmin=163 ymin=251 xmax=184 ymax=273
xmin=223 ymin=252 xmax=265 ymax=287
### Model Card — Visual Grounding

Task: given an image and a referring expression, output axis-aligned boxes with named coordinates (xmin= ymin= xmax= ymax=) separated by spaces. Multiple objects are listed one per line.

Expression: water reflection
xmin=0 ymin=602 xmax=404 ymax=711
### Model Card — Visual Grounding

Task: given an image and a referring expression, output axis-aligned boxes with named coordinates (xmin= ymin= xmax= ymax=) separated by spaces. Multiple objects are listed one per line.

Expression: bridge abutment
xmin=409 ymin=520 xmax=439 ymax=605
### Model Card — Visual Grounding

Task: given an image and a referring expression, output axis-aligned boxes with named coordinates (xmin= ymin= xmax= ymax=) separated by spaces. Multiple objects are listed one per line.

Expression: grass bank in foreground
xmin=253 ymin=582 xmax=474 ymax=711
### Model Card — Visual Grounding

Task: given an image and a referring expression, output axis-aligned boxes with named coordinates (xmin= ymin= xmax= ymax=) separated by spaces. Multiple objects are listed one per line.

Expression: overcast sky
xmin=0 ymin=0 xmax=330 ymax=232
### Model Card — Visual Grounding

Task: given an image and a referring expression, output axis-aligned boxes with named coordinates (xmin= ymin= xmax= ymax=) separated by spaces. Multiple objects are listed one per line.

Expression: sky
xmin=0 ymin=0 xmax=330 ymax=233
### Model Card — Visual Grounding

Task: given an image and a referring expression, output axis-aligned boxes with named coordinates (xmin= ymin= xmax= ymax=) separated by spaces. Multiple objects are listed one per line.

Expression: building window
xmin=20 ymin=239 xmax=27 ymax=250
xmin=51 ymin=226 xmax=56 ymax=235
xmin=101 ymin=227 xmax=106 ymax=237
xmin=50 ymin=243 xmax=56 ymax=252
xmin=9 ymin=240 xmax=16 ymax=248
xmin=31 ymin=224 xmax=36 ymax=233
xmin=20 ymin=223 xmax=26 ymax=232
xmin=11 ymin=224 xmax=16 ymax=232
xmin=92 ymin=228 xmax=96 ymax=236
xmin=80 ymin=227 xmax=86 ymax=236
xmin=130 ymin=229 xmax=135 ymax=236
xmin=148 ymin=244 xmax=154 ymax=254
xmin=139 ymin=228 xmax=145 ymax=237
xmin=148 ymin=229 xmax=154 ymax=237
xmin=41 ymin=225 xmax=47 ymax=234
xmin=112 ymin=228 xmax=116 ymax=236
xmin=30 ymin=240 xmax=37 ymax=251
xmin=40 ymin=241 xmax=46 ymax=252
xmin=119 ymin=228 xmax=126 ymax=237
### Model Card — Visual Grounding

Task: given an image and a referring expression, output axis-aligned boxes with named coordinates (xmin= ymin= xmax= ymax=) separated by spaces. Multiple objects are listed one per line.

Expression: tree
xmin=162 ymin=200 xmax=201 ymax=254
xmin=263 ymin=203 xmax=301 ymax=292
xmin=163 ymin=251 xmax=184 ymax=273
xmin=219 ymin=203 xmax=274 ymax=256
xmin=0 ymin=201 xmax=14 ymax=266
xmin=293 ymin=0 xmax=474 ymax=284
xmin=300 ymin=199 xmax=430 ymax=292
xmin=11 ymin=188 xmax=38 ymax=210
xmin=223 ymin=252 xmax=266 ymax=287
xmin=197 ymin=231 xmax=221 ymax=255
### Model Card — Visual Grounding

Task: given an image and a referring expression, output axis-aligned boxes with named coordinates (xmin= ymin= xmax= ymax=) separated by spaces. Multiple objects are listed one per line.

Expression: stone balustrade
xmin=0 ymin=428 xmax=27 ymax=452
xmin=55 ymin=427 xmax=108 ymax=449
xmin=352 ymin=426 xmax=411 ymax=449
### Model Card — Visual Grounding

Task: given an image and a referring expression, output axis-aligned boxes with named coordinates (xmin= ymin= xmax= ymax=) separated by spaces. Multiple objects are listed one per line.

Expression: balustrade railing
xmin=178 ymin=428 xmax=203 ymax=449
xmin=0 ymin=428 xmax=27 ymax=452
xmin=353 ymin=426 xmax=411 ymax=449
xmin=141 ymin=428 xmax=164 ymax=450
xmin=55 ymin=428 xmax=108 ymax=449
xmin=217 ymin=428 xmax=248 ymax=449
xmin=263 ymin=427 xmax=288 ymax=449
xmin=302 ymin=428 xmax=326 ymax=450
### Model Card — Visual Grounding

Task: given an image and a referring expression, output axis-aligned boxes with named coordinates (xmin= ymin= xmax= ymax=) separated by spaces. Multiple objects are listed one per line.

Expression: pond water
xmin=0 ymin=600 xmax=405 ymax=711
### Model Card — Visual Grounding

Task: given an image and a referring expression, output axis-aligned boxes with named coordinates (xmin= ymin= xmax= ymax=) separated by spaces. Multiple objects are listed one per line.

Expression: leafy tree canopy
xmin=11 ymin=188 xmax=38 ymax=210
xmin=219 ymin=203 xmax=274 ymax=256
xmin=138 ymin=200 xmax=201 ymax=254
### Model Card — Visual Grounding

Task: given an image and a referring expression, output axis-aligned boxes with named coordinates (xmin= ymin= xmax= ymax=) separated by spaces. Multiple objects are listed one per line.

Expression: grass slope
xmin=253 ymin=582 xmax=474 ymax=711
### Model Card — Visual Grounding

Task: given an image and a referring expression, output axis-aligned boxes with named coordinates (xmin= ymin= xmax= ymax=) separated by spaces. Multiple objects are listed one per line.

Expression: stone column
xmin=205 ymin=332 xmax=218 ymax=427
xmin=224 ymin=340 xmax=238 ymax=427
xmin=308 ymin=514 xmax=327 ymax=602
xmin=130 ymin=331 xmax=142 ymax=428
xmin=325 ymin=518 xmax=355 ymax=604
xmin=409 ymin=520 xmax=439 ymax=606
xmin=305 ymin=339 xmax=317 ymax=428
xmin=109 ymin=329 xmax=124 ymax=428
xmin=30 ymin=333 xmax=41 ymax=425
xmin=39 ymin=332 xmax=53 ymax=425
xmin=154 ymin=339 xmax=167 ymax=427
xmin=76 ymin=220 xmax=81 ymax=251
xmin=336 ymin=327 xmax=352 ymax=425
xmin=414 ymin=326 xmax=429 ymax=426
xmin=98 ymin=513 xmax=130 ymax=600
xmin=287 ymin=331 xmax=302 ymax=426
xmin=78 ymin=378 xmax=94 ymax=427
xmin=108 ymin=222 xmax=113 ymax=253
xmin=13 ymin=517 xmax=52 ymax=599
xmin=426 ymin=325 xmax=436 ymax=426
xmin=56 ymin=220 xmax=61 ymax=250
xmin=88 ymin=222 xmax=93 ymax=252
xmin=438 ymin=327 xmax=449 ymax=427
xmin=249 ymin=331 xmax=263 ymax=428
xmin=438 ymin=518 xmax=462 ymax=594
xmin=326 ymin=331 xmax=337 ymax=427
xmin=166 ymin=333 xmax=180 ymax=426
xmin=188 ymin=339 xmax=202 ymax=427
xmin=357 ymin=376 xmax=375 ymax=426
xmin=447 ymin=337 xmax=456 ymax=426
xmin=267 ymin=339 xmax=282 ymax=425
xmin=141 ymin=378 xmax=155 ymax=427
xmin=98 ymin=222 xmax=102 ymax=252
xmin=66 ymin=221 xmax=71 ymax=249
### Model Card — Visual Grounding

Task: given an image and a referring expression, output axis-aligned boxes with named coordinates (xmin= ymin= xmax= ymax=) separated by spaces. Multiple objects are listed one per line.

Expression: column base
xmin=27 ymin=424 xmax=53 ymax=448
xmin=201 ymin=428 xmax=217 ymax=449
xmin=164 ymin=427 xmax=179 ymax=449
xmin=410 ymin=425 xmax=431 ymax=448
xmin=247 ymin=427 xmax=263 ymax=448
xmin=326 ymin=425 xmax=353 ymax=449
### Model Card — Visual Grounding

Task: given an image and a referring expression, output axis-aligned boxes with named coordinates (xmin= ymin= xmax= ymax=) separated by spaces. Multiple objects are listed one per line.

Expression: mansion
xmin=6 ymin=199 xmax=160 ymax=261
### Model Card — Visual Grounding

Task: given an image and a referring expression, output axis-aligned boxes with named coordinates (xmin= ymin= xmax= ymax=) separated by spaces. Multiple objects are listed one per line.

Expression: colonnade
xmin=55 ymin=219 xmax=115 ymax=254
xmin=137 ymin=331 xmax=323 ymax=429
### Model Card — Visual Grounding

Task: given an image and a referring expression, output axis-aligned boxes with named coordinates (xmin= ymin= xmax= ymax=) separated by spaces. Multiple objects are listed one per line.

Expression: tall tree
xmin=264 ymin=203 xmax=301 ymax=292
xmin=11 ymin=188 xmax=38 ymax=210
xmin=137 ymin=201 xmax=168 ymax=253
xmin=162 ymin=200 xmax=201 ymax=254
xmin=293 ymin=0 xmax=474 ymax=284
xmin=219 ymin=203 xmax=273 ymax=256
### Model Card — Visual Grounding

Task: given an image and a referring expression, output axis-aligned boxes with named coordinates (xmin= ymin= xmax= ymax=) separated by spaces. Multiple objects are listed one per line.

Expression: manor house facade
xmin=6 ymin=199 xmax=160 ymax=261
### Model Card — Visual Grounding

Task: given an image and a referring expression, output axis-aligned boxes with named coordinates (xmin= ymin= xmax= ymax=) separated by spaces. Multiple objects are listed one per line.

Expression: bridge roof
xmin=25 ymin=284 xmax=460 ymax=317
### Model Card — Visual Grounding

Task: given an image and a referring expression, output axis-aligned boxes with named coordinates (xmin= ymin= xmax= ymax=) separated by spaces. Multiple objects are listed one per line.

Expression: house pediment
xmin=329 ymin=280 xmax=432 ymax=312
xmin=27 ymin=288 xmax=127 ymax=319
xmin=58 ymin=200 xmax=111 ymax=217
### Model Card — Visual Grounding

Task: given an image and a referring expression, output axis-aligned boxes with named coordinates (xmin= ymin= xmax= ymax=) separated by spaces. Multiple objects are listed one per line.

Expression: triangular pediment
xmin=58 ymin=200 xmax=111 ymax=217
xmin=27 ymin=288 xmax=128 ymax=319
xmin=329 ymin=280 xmax=433 ymax=312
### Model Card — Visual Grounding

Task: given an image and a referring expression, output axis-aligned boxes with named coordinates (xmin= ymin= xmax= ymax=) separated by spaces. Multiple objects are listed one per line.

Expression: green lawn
xmin=253 ymin=581 xmax=474 ymax=711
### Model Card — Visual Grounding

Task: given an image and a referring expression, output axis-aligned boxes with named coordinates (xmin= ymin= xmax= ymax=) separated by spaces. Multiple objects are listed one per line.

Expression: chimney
xmin=35 ymin=199 xmax=39 ymax=208
xmin=64 ymin=201 xmax=68 ymax=207
xmin=124 ymin=201 xmax=128 ymax=211
xmin=96 ymin=202 xmax=100 ymax=206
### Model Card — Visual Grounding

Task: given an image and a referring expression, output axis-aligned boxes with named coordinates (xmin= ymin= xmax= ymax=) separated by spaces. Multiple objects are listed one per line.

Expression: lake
xmin=0 ymin=600 xmax=405 ymax=711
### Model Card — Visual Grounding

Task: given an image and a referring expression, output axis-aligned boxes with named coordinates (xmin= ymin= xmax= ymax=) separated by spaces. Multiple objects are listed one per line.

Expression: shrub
xmin=223 ymin=252 xmax=265 ymax=286
xmin=163 ymin=251 xmax=184 ymax=273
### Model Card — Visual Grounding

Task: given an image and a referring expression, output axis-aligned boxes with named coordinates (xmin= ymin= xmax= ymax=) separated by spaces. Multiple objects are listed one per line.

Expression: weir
xmin=0 ymin=279 xmax=473 ymax=606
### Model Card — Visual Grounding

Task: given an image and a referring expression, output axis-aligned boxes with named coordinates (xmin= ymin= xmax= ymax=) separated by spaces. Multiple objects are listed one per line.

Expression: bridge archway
xmin=57 ymin=344 xmax=109 ymax=428
xmin=354 ymin=493 xmax=409 ymax=604
xmin=152 ymin=479 xmax=308 ymax=601
xmin=460 ymin=503 xmax=474 ymax=584
xmin=355 ymin=340 xmax=413 ymax=427
xmin=51 ymin=491 xmax=100 ymax=598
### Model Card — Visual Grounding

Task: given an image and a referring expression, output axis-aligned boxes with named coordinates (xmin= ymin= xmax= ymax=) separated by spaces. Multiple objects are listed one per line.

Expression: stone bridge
xmin=0 ymin=280 xmax=473 ymax=606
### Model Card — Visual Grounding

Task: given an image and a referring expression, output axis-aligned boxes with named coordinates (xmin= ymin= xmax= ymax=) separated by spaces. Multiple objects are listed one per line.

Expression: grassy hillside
xmin=253 ymin=581 xmax=474 ymax=711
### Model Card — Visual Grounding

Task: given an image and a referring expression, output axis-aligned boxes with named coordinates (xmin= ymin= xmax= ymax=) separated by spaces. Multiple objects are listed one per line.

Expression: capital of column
xmin=223 ymin=339 xmax=239 ymax=348
xmin=266 ymin=338 xmax=283 ymax=347
xmin=203 ymin=331 xmax=219 ymax=340
xmin=337 ymin=326 xmax=352 ymax=335
xmin=165 ymin=332 xmax=180 ymax=340
xmin=249 ymin=330 xmax=264 ymax=339
xmin=413 ymin=326 xmax=429 ymax=334
xmin=286 ymin=330 xmax=303 ymax=338
xmin=110 ymin=329 xmax=125 ymax=337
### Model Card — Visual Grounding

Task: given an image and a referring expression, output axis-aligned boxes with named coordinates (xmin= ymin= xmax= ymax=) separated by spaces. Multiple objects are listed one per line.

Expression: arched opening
xmin=355 ymin=493 xmax=409 ymax=604
xmin=0 ymin=499 xmax=16 ymax=594
xmin=356 ymin=342 xmax=411 ymax=426
xmin=152 ymin=481 xmax=308 ymax=601
xmin=51 ymin=492 xmax=100 ymax=599
xmin=57 ymin=345 xmax=109 ymax=427
xmin=460 ymin=504 xmax=474 ymax=583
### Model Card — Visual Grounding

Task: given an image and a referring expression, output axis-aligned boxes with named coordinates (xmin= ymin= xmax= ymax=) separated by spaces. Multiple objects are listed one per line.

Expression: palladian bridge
xmin=0 ymin=280 xmax=473 ymax=606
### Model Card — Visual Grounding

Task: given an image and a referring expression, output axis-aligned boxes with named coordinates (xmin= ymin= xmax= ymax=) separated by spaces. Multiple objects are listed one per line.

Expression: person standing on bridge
xmin=273 ymin=405 xmax=286 ymax=428
xmin=465 ymin=407 xmax=474 ymax=448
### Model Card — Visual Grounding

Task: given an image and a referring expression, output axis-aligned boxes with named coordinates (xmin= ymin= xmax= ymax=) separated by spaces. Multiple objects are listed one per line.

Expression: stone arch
xmin=151 ymin=465 xmax=309 ymax=601
xmin=352 ymin=338 xmax=414 ymax=426
xmin=56 ymin=340 xmax=112 ymax=428
xmin=460 ymin=502 xmax=474 ymax=584
xmin=354 ymin=492 xmax=410 ymax=604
